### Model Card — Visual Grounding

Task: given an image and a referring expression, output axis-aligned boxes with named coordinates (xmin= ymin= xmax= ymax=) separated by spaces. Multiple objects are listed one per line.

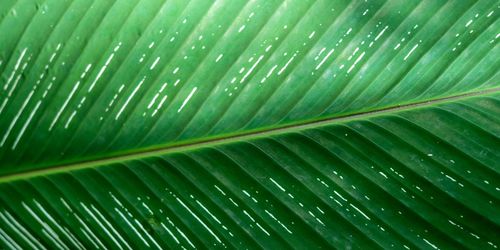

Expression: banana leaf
xmin=0 ymin=0 xmax=499 ymax=249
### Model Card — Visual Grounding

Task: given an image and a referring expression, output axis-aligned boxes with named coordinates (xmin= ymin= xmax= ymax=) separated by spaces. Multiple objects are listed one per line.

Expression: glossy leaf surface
xmin=0 ymin=0 xmax=499 ymax=249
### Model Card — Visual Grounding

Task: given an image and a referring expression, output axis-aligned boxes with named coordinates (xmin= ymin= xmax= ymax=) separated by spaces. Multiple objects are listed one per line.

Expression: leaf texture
xmin=0 ymin=0 xmax=499 ymax=249
xmin=0 ymin=0 xmax=498 ymax=173
xmin=1 ymin=94 xmax=499 ymax=249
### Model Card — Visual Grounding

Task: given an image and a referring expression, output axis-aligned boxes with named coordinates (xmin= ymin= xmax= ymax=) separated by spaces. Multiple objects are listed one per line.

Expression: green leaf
xmin=0 ymin=0 xmax=499 ymax=249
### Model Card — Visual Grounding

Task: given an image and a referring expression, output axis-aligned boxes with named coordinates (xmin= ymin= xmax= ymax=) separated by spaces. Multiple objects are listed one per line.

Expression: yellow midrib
xmin=1 ymin=86 xmax=498 ymax=183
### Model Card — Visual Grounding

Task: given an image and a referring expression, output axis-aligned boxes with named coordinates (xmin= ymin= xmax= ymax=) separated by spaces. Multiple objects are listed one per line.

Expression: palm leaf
xmin=0 ymin=0 xmax=499 ymax=249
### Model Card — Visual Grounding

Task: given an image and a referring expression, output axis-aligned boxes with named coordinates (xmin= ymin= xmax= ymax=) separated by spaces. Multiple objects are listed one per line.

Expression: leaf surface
xmin=0 ymin=0 xmax=499 ymax=249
